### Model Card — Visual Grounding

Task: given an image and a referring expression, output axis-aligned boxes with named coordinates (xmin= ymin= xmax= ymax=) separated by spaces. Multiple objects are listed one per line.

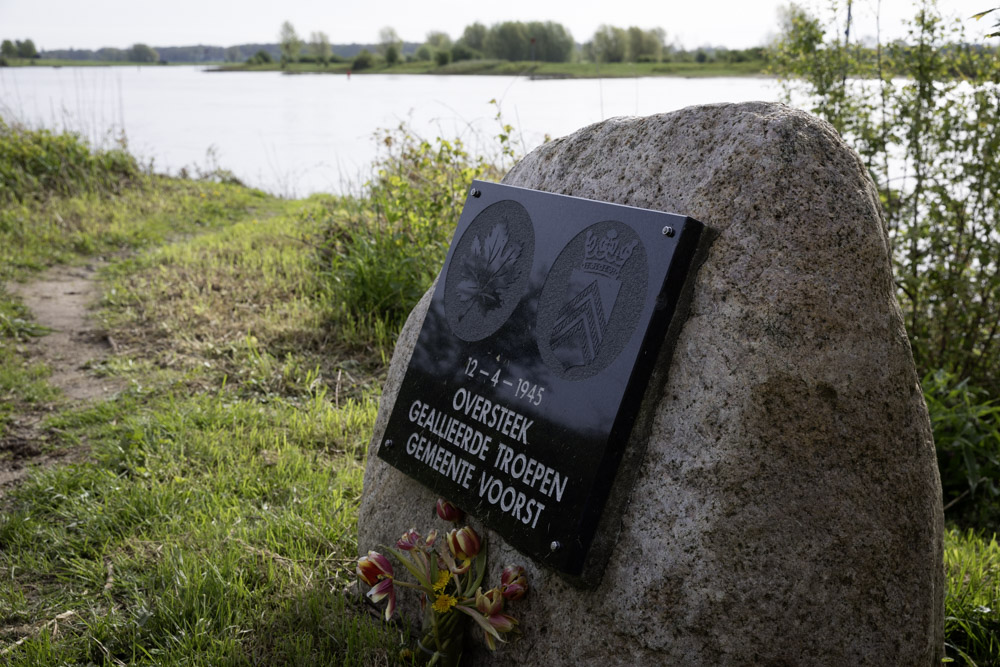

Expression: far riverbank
xmin=209 ymin=58 xmax=768 ymax=78
xmin=1 ymin=57 xmax=767 ymax=79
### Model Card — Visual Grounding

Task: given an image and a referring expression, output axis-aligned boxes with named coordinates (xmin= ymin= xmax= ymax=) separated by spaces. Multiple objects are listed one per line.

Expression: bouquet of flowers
xmin=357 ymin=499 xmax=528 ymax=666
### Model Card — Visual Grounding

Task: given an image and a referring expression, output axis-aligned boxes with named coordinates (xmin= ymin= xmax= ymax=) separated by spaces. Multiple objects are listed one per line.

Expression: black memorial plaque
xmin=377 ymin=180 xmax=703 ymax=576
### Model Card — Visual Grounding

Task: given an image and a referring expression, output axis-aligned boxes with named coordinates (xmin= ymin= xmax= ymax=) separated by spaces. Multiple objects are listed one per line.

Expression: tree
xmin=482 ymin=21 xmax=574 ymax=62
xmin=378 ymin=27 xmax=401 ymax=55
xmin=225 ymin=45 xmax=241 ymax=62
xmin=525 ymin=21 xmax=574 ymax=62
xmin=353 ymin=48 xmax=374 ymax=70
xmin=96 ymin=47 xmax=126 ymax=61
xmin=626 ymin=26 xmax=665 ymax=62
xmin=589 ymin=25 xmax=627 ymax=62
xmin=414 ymin=44 xmax=432 ymax=61
xmin=128 ymin=43 xmax=158 ymax=63
xmin=15 ymin=39 xmax=38 ymax=59
xmin=385 ymin=44 xmax=400 ymax=65
xmin=425 ymin=31 xmax=451 ymax=50
xmin=484 ymin=22 xmax=529 ymax=61
xmin=1 ymin=40 xmax=15 ymax=58
xmin=279 ymin=21 xmax=301 ymax=66
xmin=378 ymin=26 xmax=401 ymax=66
xmin=462 ymin=22 xmax=487 ymax=51
xmin=310 ymin=31 xmax=331 ymax=66
xmin=423 ymin=31 xmax=452 ymax=66
xmin=771 ymin=4 xmax=839 ymax=102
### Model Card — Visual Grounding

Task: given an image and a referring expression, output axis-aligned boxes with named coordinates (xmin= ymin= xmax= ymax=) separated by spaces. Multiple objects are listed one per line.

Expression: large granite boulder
xmin=357 ymin=102 xmax=944 ymax=665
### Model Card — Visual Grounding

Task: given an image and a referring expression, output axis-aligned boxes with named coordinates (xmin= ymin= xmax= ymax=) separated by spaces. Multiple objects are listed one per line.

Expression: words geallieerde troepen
xmin=403 ymin=385 xmax=570 ymax=530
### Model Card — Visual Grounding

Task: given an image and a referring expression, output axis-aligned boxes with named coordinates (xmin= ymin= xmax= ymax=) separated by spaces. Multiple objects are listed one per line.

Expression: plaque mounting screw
xmin=661 ymin=225 xmax=675 ymax=237
xmin=383 ymin=439 xmax=393 ymax=450
xmin=470 ymin=187 xmax=481 ymax=198
xmin=549 ymin=541 xmax=561 ymax=552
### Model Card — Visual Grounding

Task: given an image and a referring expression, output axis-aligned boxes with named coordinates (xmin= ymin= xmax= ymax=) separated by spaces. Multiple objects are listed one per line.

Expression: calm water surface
xmin=1 ymin=66 xmax=781 ymax=196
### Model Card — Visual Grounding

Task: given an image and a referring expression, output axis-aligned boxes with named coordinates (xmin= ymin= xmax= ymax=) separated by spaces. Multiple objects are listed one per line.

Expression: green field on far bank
xmin=1 ymin=58 xmax=221 ymax=68
xmin=212 ymin=58 xmax=768 ymax=78
xmin=2 ymin=56 xmax=768 ymax=78
xmin=2 ymin=57 xmax=769 ymax=78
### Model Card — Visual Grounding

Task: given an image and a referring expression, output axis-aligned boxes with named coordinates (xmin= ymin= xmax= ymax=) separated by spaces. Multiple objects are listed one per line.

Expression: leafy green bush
xmin=320 ymin=123 xmax=505 ymax=351
xmin=352 ymin=49 xmax=374 ymax=71
xmin=0 ymin=119 xmax=140 ymax=202
xmin=434 ymin=49 xmax=451 ymax=67
xmin=246 ymin=50 xmax=273 ymax=65
xmin=771 ymin=1 xmax=1000 ymax=394
xmin=925 ymin=370 xmax=1000 ymax=529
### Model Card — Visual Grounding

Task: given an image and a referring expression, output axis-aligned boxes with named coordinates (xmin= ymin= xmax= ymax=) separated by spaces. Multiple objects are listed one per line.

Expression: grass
xmin=0 ymin=122 xmax=412 ymax=663
xmin=0 ymin=121 xmax=997 ymax=665
xmin=0 ymin=199 xmax=413 ymax=662
xmin=0 ymin=387 xmax=401 ymax=664
xmin=944 ymin=529 xmax=1000 ymax=665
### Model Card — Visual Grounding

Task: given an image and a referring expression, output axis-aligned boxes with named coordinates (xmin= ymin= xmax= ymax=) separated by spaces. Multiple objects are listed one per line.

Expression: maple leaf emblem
xmin=456 ymin=221 xmax=523 ymax=320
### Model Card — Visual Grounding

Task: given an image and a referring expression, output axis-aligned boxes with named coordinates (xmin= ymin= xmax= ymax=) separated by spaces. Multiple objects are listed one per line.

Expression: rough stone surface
xmin=357 ymin=102 xmax=944 ymax=665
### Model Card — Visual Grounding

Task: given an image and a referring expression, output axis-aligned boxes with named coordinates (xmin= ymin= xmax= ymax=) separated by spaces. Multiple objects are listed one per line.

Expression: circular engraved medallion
xmin=444 ymin=200 xmax=535 ymax=341
xmin=535 ymin=220 xmax=647 ymax=381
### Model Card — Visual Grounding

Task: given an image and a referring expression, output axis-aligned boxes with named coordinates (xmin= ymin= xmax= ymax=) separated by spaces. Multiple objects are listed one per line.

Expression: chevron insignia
xmin=551 ymin=274 xmax=615 ymax=371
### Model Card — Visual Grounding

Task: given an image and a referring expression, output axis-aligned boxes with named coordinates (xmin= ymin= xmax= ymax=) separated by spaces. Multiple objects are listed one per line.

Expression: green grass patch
xmin=0 ymin=347 xmax=56 ymax=439
xmin=0 ymin=291 xmax=56 ymax=438
xmin=0 ymin=177 xmax=272 ymax=282
xmin=98 ymin=193 xmax=383 ymax=398
xmin=0 ymin=387 xmax=406 ymax=665
xmin=0 ymin=120 xmax=139 ymax=203
xmin=944 ymin=528 xmax=1000 ymax=665
xmin=0 ymin=174 xmax=410 ymax=660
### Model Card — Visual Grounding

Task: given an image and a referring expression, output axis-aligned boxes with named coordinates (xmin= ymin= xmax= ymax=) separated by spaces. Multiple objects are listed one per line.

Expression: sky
xmin=0 ymin=0 xmax=993 ymax=52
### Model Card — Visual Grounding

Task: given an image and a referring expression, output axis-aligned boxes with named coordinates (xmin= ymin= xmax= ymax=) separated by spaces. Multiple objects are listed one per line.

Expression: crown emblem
xmin=582 ymin=229 xmax=638 ymax=280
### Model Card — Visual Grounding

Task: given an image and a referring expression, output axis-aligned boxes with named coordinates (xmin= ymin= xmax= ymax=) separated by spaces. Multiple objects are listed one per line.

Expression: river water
xmin=1 ymin=66 xmax=781 ymax=196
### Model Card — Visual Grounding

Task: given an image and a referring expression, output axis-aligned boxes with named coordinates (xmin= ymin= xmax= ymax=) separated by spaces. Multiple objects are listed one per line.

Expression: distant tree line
xmin=25 ymin=19 xmax=766 ymax=69
xmin=35 ymin=41 xmax=421 ymax=65
xmin=34 ymin=43 xmax=159 ymax=63
xmin=1 ymin=39 xmax=39 ymax=60
xmin=402 ymin=21 xmax=764 ymax=67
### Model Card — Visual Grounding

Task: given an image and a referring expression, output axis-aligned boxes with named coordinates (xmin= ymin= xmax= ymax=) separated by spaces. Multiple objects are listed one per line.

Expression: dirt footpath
xmin=1 ymin=264 xmax=123 ymax=494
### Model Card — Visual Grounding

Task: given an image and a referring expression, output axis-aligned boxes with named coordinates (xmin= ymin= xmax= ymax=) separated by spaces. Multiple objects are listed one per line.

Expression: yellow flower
xmin=433 ymin=570 xmax=450 ymax=593
xmin=432 ymin=594 xmax=457 ymax=613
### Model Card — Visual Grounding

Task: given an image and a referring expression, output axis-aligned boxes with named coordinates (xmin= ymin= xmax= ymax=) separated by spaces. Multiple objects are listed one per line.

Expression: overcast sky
xmin=0 ymin=0 xmax=992 ymax=51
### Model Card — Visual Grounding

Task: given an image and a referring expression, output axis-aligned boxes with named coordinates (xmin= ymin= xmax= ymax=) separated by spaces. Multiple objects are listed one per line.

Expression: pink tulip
xmin=500 ymin=565 xmax=528 ymax=600
xmin=436 ymin=498 xmax=464 ymax=522
xmin=396 ymin=529 xmax=422 ymax=551
xmin=367 ymin=577 xmax=397 ymax=620
xmin=474 ymin=587 xmax=517 ymax=650
xmin=357 ymin=550 xmax=392 ymax=586
xmin=357 ymin=551 xmax=396 ymax=620
xmin=446 ymin=526 xmax=481 ymax=560
xmin=475 ymin=587 xmax=504 ymax=617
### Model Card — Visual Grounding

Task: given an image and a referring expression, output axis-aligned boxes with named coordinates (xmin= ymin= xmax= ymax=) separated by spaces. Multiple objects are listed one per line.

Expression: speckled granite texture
xmin=358 ymin=102 xmax=944 ymax=665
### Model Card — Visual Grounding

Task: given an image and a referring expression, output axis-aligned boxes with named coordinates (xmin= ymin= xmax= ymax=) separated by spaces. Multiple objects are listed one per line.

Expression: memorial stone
xmin=374 ymin=182 xmax=702 ymax=576
xmin=357 ymin=102 xmax=945 ymax=665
